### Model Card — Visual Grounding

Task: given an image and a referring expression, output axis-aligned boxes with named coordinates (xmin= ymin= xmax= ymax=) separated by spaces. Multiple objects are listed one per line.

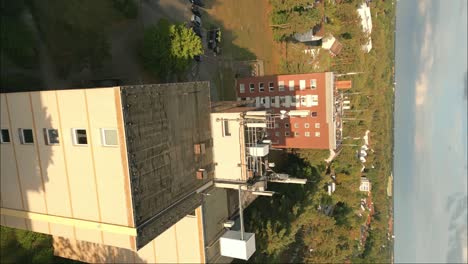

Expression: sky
xmin=394 ymin=0 xmax=467 ymax=263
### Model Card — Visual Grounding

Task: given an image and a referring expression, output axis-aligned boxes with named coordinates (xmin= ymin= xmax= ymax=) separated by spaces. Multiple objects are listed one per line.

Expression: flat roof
xmin=120 ymin=82 xmax=214 ymax=249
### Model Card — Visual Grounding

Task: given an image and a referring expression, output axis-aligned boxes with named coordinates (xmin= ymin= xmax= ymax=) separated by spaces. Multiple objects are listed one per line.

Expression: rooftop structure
xmin=293 ymin=23 xmax=325 ymax=43
xmin=235 ymin=73 xmax=343 ymax=149
xmin=359 ymin=177 xmax=372 ymax=192
xmin=322 ymin=34 xmax=344 ymax=56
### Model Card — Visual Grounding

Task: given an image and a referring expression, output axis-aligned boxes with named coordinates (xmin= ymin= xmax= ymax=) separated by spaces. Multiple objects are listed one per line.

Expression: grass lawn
xmin=0 ymin=226 xmax=80 ymax=264
xmin=203 ymin=0 xmax=281 ymax=75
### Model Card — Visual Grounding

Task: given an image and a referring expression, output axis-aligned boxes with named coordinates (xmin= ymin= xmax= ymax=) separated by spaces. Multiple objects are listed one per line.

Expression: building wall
xmin=210 ymin=112 xmax=245 ymax=181
xmin=0 ymin=88 xmax=134 ymax=248
xmin=53 ymin=208 xmax=205 ymax=263
xmin=236 ymin=73 xmax=334 ymax=149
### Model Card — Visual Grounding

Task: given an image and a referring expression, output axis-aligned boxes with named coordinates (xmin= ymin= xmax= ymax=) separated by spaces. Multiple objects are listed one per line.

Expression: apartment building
xmin=0 ymin=82 xmax=235 ymax=263
xmin=236 ymin=73 xmax=337 ymax=149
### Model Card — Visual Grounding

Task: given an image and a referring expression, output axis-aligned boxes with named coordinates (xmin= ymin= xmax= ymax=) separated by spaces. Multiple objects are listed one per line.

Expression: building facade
xmin=235 ymin=73 xmax=336 ymax=149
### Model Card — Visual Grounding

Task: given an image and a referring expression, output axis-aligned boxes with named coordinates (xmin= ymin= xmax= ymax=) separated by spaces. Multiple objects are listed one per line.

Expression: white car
xmin=191 ymin=15 xmax=201 ymax=27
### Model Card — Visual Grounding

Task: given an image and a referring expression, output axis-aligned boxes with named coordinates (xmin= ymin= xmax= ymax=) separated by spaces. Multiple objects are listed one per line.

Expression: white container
xmin=220 ymin=231 xmax=256 ymax=260
xmin=248 ymin=144 xmax=269 ymax=157
xmin=288 ymin=110 xmax=310 ymax=117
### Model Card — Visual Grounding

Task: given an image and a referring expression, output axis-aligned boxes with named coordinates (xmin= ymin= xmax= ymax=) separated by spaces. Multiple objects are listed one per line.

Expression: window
xmin=304 ymin=123 xmax=310 ymax=128
xmin=278 ymin=81 xmax=285 ymax=91
xmin=310 ymin=79 xmax=317 ymax=89
xmin=101 ymin=129 xmax=118 ymax=146
xmin=260 ymin=97 xmax=266 ymax=104
xmin=291 ymin=96 xmax=297 ymax=104
xmin=259 ymin=83 xmax=265 ymax=92
xmin=305 ymin=132 xmax=311 ymax=137
xmin=288 ymin=80 xmax=295 ymax=91
xmin=271 ymin=97 xmax=276 ymax=104
xmin=19 ymin=129 xmax=34 ymax=144
xmin=249 ymin=83 xmax=255 ymax=92
xmin=274 ymin=122 xmax=279 ymax=128
xmin=44 ymin=128 xmax=60 ymax=145
xmin=223 ymin=120 xmax=231 ymax=136
xmin=279 ymin=96 xmax=286 ymax=105
xmin=312 ymin=95 xmax=319 ymax=106
xmin=241 ymin=97 xmax=247 ymax=101
xmin=239 ymin=84 xmax=245 ymax=93
xmin=73 ymin=129 xmax=88 ymax=145
xmin=299 ymin=80 xmax=306 ymax=90
xmin=311 ymin=112 xmax=318 ymax=117
xmin=269 ymin=82 xmax=274 ymax=92
xmin=294 ymin=132 xmax=300 ymax=137
xmin=300 ymin=96 xmax=307 ymax=106
xmin=294 ymin=123 xmax=299 ymax=128
xmin=284 ymin=123 xmax=290 ymax=128
xmin=285 ymin=132 xmax=290 ymax=136
xmin=315 ymin=123 xmax=320 ymax=128
xmin=0 ymin=129 xmax=10 ymax=143
xmin=315 ymin=132 xmax=321 ymax=137
xmin=275 ymin=131 xmax=280 ymax=137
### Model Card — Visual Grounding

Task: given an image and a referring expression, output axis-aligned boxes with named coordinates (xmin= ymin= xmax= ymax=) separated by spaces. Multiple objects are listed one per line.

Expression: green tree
xmin=141 ymin=19 xmax=203 ymax=80
xmin=0 ymin=0 xmax=38 ymax=68
xmin=269 ymin=0 xmax=322 ymax=41
xmin=169 ymin=23 xmax=203 ymax=73
xmin=111 ymin=0 xmax=138 ymax=18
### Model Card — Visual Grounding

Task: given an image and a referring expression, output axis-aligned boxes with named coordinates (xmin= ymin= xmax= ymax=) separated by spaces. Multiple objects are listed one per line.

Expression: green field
xmin=203 ymin=0 xmax=282 ymax=74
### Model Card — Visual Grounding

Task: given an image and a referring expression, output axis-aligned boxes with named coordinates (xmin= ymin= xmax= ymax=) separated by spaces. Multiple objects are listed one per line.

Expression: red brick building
xmin=236 ymin=73 xmax=337 ymax=149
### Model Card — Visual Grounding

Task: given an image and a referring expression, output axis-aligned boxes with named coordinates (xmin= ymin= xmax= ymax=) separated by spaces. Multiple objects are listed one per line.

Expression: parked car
xmin=191 ymin=4 xmax=201 ymax=17
xmin=189 ymin=0 xmax=204 ymax=7
xmin=191 ymin=14 xmax=202 ymax=27
xmin=191 ymin=24 xmax=202 ymax=38
xmin=207 ymin=28 xmax=221 ymax=51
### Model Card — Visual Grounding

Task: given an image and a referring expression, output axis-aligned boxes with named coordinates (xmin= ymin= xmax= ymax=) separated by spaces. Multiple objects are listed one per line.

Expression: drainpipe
xmin=238 ymin=185 xmax=245 ymax=240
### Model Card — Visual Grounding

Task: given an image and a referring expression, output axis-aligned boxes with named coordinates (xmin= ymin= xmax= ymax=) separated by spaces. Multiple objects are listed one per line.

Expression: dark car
xmin=191 ymin=4 xmax=201 ymax=17
xmin=191 ymin=24 xmax=202 ymax=38
xmin=207 ymin=28 xmax=221 ymax=50
xmin=189 ymin=0 xmax=204 ymax=7
xmin=194 ymin=55 xmax=201 ymax=62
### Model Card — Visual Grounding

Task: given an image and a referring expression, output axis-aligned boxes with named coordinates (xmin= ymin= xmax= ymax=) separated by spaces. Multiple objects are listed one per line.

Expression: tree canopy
xmin=141 ymin=19 xmax=203 ymax=81
xmin=270 ymin=0 xmax=322 ymax=41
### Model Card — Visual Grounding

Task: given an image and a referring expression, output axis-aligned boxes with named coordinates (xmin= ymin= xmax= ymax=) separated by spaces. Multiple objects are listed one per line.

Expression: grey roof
xmin=120 ymin=82 xmax=214 ymax=249
xmin=293 ymin=24 xmax=324 ymax=42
